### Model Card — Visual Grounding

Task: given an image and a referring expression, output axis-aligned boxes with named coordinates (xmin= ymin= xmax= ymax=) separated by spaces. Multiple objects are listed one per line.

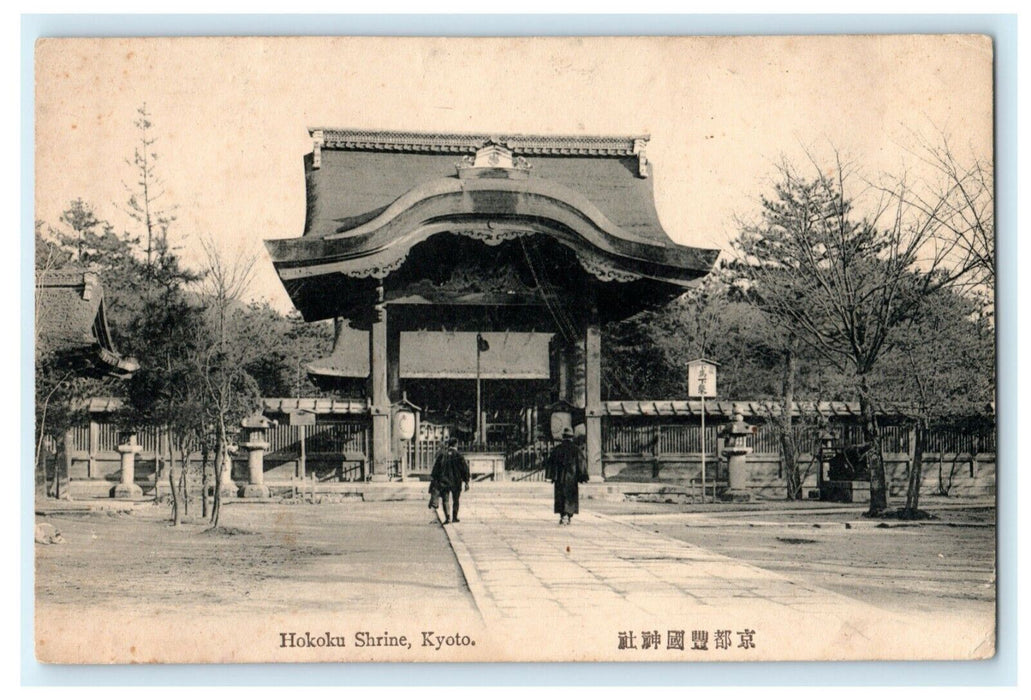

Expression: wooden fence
xmin=603 ymin=421 xmax=994 ymax=457
xmin=68 ymin=413 xmax=995 ymax=479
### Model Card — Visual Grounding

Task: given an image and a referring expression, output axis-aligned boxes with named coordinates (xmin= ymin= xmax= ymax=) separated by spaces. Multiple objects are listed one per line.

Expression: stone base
xmin=238 ymin=484 xmax=272 ymax=499
xmin=368 ymin=473 xmax=390 ymax=483
xmin=719 ymin=488 xmax=753 ymax=503
xmin=110 ymin=483 xmax=143 ymax=499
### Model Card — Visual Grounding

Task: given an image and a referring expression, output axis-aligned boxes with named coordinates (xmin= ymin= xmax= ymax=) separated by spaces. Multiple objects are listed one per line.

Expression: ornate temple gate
xmin=265 ymin=129 xmax=718 ymax=480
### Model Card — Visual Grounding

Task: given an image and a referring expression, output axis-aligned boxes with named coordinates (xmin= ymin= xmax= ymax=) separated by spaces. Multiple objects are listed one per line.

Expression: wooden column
xmin=413 ymin=410 xmax=421 ymax=472
xmin=571 ymin=336 xmax=587 ymax=409
xmin=557 ymin=346 xmax=571 ymax=403
xmin=387 ymin=318 xmax=401 ymax=402
xmin=63 ymin=429 xmax=73 ymax=486
xmin=369 ymin=287 xmax=391 ymax=481
xmin=87 ymin=418 xmax=99 ymax=479
xmin=585 ymin=321 xmax=603 ymax=479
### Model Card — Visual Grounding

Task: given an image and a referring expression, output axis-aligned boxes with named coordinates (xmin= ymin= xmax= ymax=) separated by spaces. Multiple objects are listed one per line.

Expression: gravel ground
xmin=35 ymin=500 xmax=478 ymax=618
xmin=35 ymin=498 xmax=995 ymax=621
xmin=594 ymin=502 xmax=996 ymax=617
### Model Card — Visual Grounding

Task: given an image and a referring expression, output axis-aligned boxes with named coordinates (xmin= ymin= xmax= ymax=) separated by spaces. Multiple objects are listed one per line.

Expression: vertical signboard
xmin=687 ymin=359 xmax=719 ymax=502
xmin=688 ymin=360 xmax=717 ymax=398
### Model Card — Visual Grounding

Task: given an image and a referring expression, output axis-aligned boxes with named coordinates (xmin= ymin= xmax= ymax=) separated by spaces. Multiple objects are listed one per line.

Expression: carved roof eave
xmin=266 ymin=176 xmax=718 ymax=288
xmin=309 ymin=128 xmax=651 ymax=177
xmin=310 ymin=128 xmax=647 ymax=156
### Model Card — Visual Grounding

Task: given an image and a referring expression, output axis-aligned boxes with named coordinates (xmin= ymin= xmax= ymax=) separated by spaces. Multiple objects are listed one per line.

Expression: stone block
xmin=238 ymin=484 xmax=272 ymax=499
xmin=110 ymin=483 xmax=143 ymax=499
xmin=719 ymin=489 xmax=753 ymax=503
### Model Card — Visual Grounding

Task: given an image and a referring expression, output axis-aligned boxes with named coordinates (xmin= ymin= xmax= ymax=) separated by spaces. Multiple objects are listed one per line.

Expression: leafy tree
xmin=57 ymin=198 xmax=103 ymax=263
xmin=239 ymin=305 xmax=334 ymax=398
xmin=122 ymin=291 xmax=207 ymax=524
xmin=603 ymin=267 xmax=837 ymax=499
xmin=47 ymin=200 xmax=148 ymax=349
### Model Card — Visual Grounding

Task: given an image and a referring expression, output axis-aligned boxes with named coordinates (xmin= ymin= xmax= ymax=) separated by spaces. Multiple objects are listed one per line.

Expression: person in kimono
xmin=429 ymin=437 xmax=471 ymax=524
xmin=546 ymin=427 xmax=589 ymax=525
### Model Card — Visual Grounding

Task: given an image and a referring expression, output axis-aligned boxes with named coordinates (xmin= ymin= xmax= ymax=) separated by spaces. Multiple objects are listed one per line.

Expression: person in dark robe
xmin=545 ymin=427 xmax=589 ymax=525
xmin=429 ymin=437 xmax=471 ymax=524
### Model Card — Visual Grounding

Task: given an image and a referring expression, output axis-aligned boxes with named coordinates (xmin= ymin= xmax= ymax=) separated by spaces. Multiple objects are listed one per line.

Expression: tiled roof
xmin=603 ymin=400 xmax=912 ymax=419
xmin=36 ymin=268 xmax=138 ymax=377
xmin=88 ymin=396 xmax=370 ymax=416
xmin=36 ymin=269 xmax=104 ymax=350
xmin=261 ymin=397 xmax=370 ymax=415
xmin=265 ymin=129 xmax=720 ymax=322
xmin=298 ymin=132 xmax=668 ymax=245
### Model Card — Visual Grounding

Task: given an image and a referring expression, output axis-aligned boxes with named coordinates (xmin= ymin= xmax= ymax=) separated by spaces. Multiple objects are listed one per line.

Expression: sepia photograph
xmin=32 ymin=34 xmax=996 ymax=664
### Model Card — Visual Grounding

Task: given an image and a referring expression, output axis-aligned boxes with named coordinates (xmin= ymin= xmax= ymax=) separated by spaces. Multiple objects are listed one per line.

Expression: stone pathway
xmin=441 ymin=496 xmax=898 ymax=624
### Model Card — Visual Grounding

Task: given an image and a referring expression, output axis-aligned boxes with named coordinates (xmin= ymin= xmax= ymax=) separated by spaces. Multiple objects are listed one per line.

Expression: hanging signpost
xmin=687 ymin=358 xmax=718 ymax=503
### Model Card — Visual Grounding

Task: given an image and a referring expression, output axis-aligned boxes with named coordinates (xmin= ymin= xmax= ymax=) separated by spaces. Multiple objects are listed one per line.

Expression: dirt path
xmin=33 ymin=498 xmax=995 ymax=663
xmin=600 ymin=506 xmax=996 ymax=617
xmin=35 ymin=500 xmax=478 ymax=618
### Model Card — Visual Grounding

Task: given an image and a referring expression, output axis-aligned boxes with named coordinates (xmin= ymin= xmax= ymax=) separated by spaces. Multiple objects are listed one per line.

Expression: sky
xmin=34 ymin=35 xmax=994 ymax=312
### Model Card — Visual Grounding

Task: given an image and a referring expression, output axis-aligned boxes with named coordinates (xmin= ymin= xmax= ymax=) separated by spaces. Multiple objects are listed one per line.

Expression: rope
xmin=519 ymin=236 xmax=642 ymax=398
xmin=519 ymin=237 xmax=578 ymax=344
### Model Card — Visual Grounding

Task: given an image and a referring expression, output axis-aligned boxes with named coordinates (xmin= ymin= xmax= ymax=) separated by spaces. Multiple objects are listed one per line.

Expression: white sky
xmin=34 ymin=35 xmax=993 ymax=311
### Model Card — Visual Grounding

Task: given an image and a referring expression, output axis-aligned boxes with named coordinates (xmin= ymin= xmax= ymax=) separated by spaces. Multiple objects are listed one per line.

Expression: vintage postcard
xmin=33 ymin=35 xmax=995 ymax=664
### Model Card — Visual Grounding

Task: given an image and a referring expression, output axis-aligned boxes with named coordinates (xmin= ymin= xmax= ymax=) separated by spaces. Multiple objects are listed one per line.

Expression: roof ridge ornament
xmin=456 ymin=141 xmax=532 ymax=180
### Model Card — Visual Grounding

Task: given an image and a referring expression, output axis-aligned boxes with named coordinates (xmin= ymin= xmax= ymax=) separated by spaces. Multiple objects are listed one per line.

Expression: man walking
xmin=429 ymin=437 xmax=471 ymax=524
xmin=545 ymin=427 xmax=589 ymax=525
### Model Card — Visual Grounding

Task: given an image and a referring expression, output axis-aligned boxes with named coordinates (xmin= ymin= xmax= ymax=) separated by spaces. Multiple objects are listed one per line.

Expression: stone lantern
xmin=111 ymin=431 xmax=143 ymax=498
xmin=720 ymin=412 xmax=753 ymax=502
xmin=816 ymin=428 xmax=837 ymax=493
xmin=238 ymin=414 xmax=277 ymax=499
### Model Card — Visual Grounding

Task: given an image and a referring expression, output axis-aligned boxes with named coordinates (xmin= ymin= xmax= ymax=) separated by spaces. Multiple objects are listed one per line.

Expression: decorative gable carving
xmin=456 ymin=140 xmax=533 ymax=179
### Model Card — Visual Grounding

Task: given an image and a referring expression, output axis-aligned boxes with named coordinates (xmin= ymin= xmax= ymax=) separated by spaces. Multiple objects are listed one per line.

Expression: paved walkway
xmin=442 ymin=496 xmax=878 ymax=622
xmin=437 ymin=496 xmax=994 ymax=660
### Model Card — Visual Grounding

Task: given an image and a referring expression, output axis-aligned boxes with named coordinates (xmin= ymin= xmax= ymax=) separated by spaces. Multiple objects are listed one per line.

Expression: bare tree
xmin=898 ymin=130 xmax=994 ymax=293
xmin=197 ymin=235 xmax=263 ymax=527
xmin=731 ymin=154 xmax=977 ymax=515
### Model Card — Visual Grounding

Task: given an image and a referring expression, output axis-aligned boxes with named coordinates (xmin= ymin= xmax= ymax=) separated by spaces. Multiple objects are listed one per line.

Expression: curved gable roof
xmin=267 ymin=129 xmax=719 ymax=320
xmin=302 ymin=129 xmax=669 ymax=246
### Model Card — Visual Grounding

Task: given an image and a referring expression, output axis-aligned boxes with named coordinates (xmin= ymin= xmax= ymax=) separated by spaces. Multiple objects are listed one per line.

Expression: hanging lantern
xmin=393 ymin=396 xmax=420 ymax=442
xmin=395 ymin=408 xmax=416 ymax=441
xmin=547 ymin=399 xmax=575 ymax=441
